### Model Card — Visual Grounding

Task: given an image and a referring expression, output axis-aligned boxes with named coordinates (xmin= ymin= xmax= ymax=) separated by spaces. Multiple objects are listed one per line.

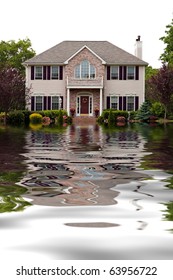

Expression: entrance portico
xmin=67 ymin=87 xmax=103 ymax=117
xmin=66 ymin=76 xmax=103 ymax=117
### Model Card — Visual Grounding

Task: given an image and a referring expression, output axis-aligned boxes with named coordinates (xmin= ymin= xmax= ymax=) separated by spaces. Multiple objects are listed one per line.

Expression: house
xmin=23 ymin=37 xmax=148 ymax=117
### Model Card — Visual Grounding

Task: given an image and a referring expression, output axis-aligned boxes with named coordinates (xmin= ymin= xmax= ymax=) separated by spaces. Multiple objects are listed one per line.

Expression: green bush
xmin=29 ymin=113 xmax=43 ymax=124
xmin=150 ymin=102 xmax=164 ymax=118
xmin=7 ymin=111 xmax=25 ymax=126
xmin=22 ymin=110 xmax=32 ymax=126
xmin=56 ymin=110 xmax=63 ymax=126
xmin=129 ymin=111 xmax=138 ymax=120
xmin=100 ymin=110 xmax=129 ymax=125
xmin=108 ymin=109 xmax=115 ymax=126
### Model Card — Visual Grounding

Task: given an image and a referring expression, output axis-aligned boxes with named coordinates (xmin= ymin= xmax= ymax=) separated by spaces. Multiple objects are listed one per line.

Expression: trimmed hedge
xmin=1 ymin=109 xmax=71 ymax=126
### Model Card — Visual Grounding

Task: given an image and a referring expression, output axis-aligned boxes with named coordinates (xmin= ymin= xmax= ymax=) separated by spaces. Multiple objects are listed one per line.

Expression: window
xmin=51 ymin=66 xmax=59 ymax=79
xmin=35 ymin=66 xmax=43 ymax=79
xmin=127 ymin=96 xmax=135 ymax=111
xmin=75 ymin=60 xmax=96 ymax=79
xmin=81 ymin=60 xmax=89 ymax=78
xmin=52 ymin=96 xmax=59 ymax=109
xmin=35 ymin=96 xmax=43 ymax=110
xmin=111 ymin=66 xmax=118 ymax=80
xmin=110 ymin=96 xmax=118 ymax=110
xmin=127 ymin=66 xmax=135 ymax=80
xmin=75 ymin=65 xmax=80 ymax=78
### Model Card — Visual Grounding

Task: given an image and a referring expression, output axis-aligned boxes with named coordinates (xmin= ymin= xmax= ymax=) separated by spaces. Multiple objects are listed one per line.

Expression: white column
xmin=99 ymin=88 xmax=103 ymax=116
xmin=67 ymin=88 xmax=70 ymax=115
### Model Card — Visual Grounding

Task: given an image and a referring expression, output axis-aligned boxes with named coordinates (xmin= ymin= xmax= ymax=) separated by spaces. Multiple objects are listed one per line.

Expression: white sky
xmin=1 ymin=0 xmax=173 ymax=68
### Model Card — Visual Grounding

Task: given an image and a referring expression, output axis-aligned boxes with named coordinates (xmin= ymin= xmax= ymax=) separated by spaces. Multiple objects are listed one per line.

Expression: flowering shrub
xmin=42 ymin=116 xmax=51 ymax=125
xmin=117 ymin=116 xmax=126 ymax=122
xmin=29 ymin=113 xmax=43 ymax=124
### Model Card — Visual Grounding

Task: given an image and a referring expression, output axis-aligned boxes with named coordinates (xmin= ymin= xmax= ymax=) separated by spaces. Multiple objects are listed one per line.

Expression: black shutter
xmin=119 ymin=66 xmax=122 ymax=80
xmin=107 ymin=96 xmax=110 ymax=109
xmin=123 ymin=66 xmax=127 ymax=80
xmin=60 ymin=96 xmax=63 ymax=109
xmin=135 ymin=96 xmax=139 ymax=110
xmin=31 ymin=96 xmax=35 ymax=111
xmin=123 ymin=96 xmax=126 ymax=111
xmin=60 ymin=66 xmax=63 ymax=80
xmin=47 ymin=66 xmax=50 ymax=80
xmin=119 ymin=96 xmax=122 ymax=110
xmin=44 ymin=96 xmax=47 ymax=110
xmin=48 ymin=96 xmax=51 ymax=110
xmin=107 ymin=66 xmax=110 ymax=80
xmin=135 ymin=66 xmax=139 ymax=80
xmin=31 ymin=66 xmax=34 ymax=80
xmin=43 ymin=66 xmax=47 ymax=80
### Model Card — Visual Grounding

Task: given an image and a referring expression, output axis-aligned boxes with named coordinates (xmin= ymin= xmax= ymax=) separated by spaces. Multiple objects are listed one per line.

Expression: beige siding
xmin=103 ymin=66 xmax=145 ymax=108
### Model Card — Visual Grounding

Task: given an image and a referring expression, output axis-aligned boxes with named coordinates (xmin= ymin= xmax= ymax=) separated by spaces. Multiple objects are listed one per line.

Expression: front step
xmin=72 ymin=116 xmax=97 ymax=125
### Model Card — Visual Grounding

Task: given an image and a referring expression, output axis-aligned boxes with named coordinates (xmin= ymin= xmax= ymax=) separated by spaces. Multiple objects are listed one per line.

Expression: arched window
xmin=75 ymin=60 xmax=95 ymax=79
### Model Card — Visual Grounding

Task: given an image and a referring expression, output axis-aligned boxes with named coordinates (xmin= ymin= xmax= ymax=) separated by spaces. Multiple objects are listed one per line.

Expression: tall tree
xmin=0 ymin=38 xmax=35 ymax=74
xmin=145 ymin=65 xmax=158 ymax=80
xmin=0 ymin=66 xmax=31 ymax=123
xmin=146 ymin=64 xmax=173 ymax=119
xmin=160 ymin=18 xmax=173 ymax=65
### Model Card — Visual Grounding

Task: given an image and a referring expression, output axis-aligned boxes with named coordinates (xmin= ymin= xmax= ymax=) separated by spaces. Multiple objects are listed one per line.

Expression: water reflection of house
xmin=21 ymin=125 xmax=147 ymax=207
xmin=24 ymin=37 xmax=148 ymax=119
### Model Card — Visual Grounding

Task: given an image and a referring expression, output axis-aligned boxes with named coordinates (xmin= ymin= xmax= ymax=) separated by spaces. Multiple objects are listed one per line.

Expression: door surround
xmin=76 ymin=93 xmax=93 ymax=116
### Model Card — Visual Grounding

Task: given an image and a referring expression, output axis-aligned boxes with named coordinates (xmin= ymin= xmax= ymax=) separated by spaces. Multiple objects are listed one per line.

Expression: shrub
xmin=129 ymin=111 xmax=138 ymax=120
xmin=56 ymin=110 xmax=63 ymax=126
xmin=42 ymin=116 xmax=51 ymax=125
xmin=108 ymin=109 xmax=115 ymax=126
xmin=0 ymin=112 xmax=6 ymax=123
xmin=150 ymin=102 xmax=164 ymax=118
xmin=29 ymin=113 xmax=43 ymax=124
xmin=7 ymin=111 xmax=25 ymax=126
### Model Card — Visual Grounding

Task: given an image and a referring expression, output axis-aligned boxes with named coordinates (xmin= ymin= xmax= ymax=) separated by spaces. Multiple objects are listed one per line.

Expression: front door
xmin=80 ymin=96 xmax=89 ymax=114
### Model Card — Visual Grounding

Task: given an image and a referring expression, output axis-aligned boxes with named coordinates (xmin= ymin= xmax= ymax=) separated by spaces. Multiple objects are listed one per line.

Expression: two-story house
xmin=23 ymin=37 xmax=148 ymax=117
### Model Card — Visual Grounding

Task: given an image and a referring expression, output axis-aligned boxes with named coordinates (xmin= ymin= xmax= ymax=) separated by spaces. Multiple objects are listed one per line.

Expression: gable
xmin=64 ymin=45 xmax=106 ymax=64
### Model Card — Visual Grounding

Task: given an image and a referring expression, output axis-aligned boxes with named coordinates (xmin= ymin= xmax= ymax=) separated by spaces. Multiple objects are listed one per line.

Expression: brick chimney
xmin=134 ymin=35 xmax=142 ymax=59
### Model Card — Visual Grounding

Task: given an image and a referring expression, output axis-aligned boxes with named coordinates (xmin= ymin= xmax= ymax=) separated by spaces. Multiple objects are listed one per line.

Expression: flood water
xmin=0 ymin=123 xmax=173 ymax=260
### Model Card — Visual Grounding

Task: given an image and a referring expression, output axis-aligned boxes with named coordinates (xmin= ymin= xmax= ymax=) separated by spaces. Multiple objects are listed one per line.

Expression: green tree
xmin=160 ymin=18 xmax=173 ymax=65
xmin=136 ymin=100 xmax=152 ymax=121
xmin=0 ymin=38 xmax=35 ymax=74
xmin=145 ymin=65 xmax=158 ymax=80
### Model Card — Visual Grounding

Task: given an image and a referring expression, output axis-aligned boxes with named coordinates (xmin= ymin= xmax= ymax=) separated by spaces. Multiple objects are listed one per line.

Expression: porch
xmin=66 ymin=87 xmax=103 ymax=117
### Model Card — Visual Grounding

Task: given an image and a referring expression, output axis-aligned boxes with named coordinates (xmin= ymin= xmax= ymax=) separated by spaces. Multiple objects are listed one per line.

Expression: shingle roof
xmin=24 ymin=40 xmax=148 ymax=66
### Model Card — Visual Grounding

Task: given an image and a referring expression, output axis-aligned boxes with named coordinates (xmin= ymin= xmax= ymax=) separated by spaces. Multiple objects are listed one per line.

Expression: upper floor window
xmin=107 ymin=65 xmax=139 ymax=80
xmin=35 ymin=66 xmax=43 ymax=79
xmin=127 ymin=66 xmax=135 ymax=80
xmin=75 ymin=60 xmax=96 ymax=79
xmin=51 ymin=66 xmax=59 ymax=79
xmin=31 ymin=65 xmax=63 ymax=80
xmin=110 ymin=66 xmax=119 ymax=80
